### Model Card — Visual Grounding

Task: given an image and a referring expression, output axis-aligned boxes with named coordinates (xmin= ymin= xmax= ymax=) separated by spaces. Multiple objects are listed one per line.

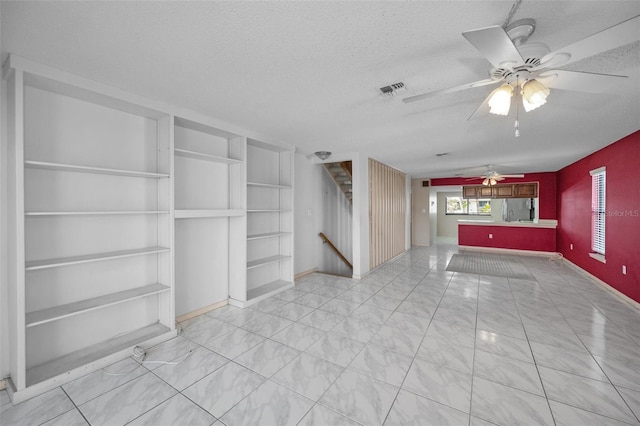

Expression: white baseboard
xmin=175 ymin=300 xmax=228 ymax=324
xmin=562 ymin=258 xmax=640 ymax=312
xmin=458 ymin=245 xmax=559 ymax=257
xmin=294 ymin=268 xmax=318 ymax=281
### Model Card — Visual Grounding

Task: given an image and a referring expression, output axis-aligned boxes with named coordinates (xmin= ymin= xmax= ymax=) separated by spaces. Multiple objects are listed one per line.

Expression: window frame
xmin=589 ymin=166 xmax=606 ymax=263
xmin=445 ymin=196 xmax=492 ymax=216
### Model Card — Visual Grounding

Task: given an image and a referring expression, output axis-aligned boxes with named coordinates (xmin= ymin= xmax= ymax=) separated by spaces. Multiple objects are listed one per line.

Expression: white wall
xmin=405 ymin=175 xmax=412 ymax=250
xmin=1 ymin=77 xmax=9 ymax=379
xmin=352 ymin=153 xmax=370 ymax=278
xmin=429 ymin=186 xmax=437 ymax=246
xmin=411 ymin=179 xmax=430 ymax=246
xmin=293 ymin=153 xmax=325 ymax=276
xmin=437 ymin=191 xmax=463 ymax=238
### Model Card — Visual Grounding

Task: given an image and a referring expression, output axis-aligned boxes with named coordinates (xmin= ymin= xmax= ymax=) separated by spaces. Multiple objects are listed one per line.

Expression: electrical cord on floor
xmin=101 ymin=345 xmax=193 ymax=376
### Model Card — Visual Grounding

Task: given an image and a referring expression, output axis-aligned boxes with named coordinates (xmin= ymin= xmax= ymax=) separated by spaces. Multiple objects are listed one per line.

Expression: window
xmin=590 ymin=167 xmax=606 ymax=258
xmin=445 ymin=196 xmax=491 ymax=215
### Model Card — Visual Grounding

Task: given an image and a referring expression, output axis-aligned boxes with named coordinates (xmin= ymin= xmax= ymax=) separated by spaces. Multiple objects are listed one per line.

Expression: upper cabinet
xmin=463 ymin=183 xmax=538 ymax=199
xmin=463 ymin=185 xmax=493 ymax=198
xmin=514 ymin=183 xmax=538 ymax=198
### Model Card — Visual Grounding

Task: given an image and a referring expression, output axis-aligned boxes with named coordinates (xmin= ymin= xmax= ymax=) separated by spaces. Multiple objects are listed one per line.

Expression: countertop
xmin=458 ymin=219 xmax=558 ymax=229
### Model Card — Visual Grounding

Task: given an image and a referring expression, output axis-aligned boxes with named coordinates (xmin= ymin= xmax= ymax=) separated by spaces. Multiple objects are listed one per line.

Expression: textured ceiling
xmin=2 ymin=1 xmax=639 ymax=177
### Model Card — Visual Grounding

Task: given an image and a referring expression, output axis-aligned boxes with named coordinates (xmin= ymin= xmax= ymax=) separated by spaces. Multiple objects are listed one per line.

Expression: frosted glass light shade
xmin=488 ymin=84 xmax=513 ymax=116
xmin=522 ymin=79 xmax=549 ymax=111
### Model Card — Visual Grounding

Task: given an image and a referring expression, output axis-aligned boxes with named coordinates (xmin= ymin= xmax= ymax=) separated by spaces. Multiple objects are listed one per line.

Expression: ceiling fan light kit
xmin=521 ymin=79 xmax=549 ymax=111
xmin=488 ymin=84 xmax=513 ymax=115
xmin=482 ymin=178 xmax=498 ymax=186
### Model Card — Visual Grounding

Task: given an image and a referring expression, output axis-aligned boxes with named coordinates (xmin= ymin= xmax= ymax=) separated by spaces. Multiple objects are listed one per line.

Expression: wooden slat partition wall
xmin=369 ymin=159 xmax=407 ymax=270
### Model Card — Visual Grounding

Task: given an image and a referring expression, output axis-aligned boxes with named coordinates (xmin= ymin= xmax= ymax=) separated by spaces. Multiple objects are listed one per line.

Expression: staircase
xmin=323 ymin=161 xmax=353 ymax=203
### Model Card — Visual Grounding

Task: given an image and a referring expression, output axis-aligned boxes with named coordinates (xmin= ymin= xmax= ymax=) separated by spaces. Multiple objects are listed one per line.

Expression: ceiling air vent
xmin=379 ymin=82 xmax=407 ymax=96
xmin=422 ymin=180 xmax=430 ymax=187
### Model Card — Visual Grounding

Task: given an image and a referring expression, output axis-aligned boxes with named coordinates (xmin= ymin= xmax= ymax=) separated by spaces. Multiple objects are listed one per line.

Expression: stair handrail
xmin=318 ymin=232 xmax=353 ymax=269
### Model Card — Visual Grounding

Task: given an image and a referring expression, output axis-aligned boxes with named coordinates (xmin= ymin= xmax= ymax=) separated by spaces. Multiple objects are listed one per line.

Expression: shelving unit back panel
xmin=278 ymin=151 xmax=293 ymax=187
xmin=247 ymin=145 xmax=280 ymax=185
xmin=247 ymin=186 xmax=282 ymax=211
xmin=278 ymin=188 xmax=293 ymax=211
xmin=25 ymin=215 xmax=162 ymax=262
xmin=247 ymin=212 xmax=281 ymax=236
xmin=247 ymin=238 xmax=290 ymax=263
xmin=174 ymin=125 xmax=232 ymax=159
xmin=24 ymin=86 xmax=166 ymax=173
xmin=25 ymin=169 xmax=162 ymax=212
xmin=175 ymin=218 xmax=230 ymax=317
xmin=25 ymin=255 xmax=162 ymax=313
xmin=174 ymin=156 xmax=230 ymax=210
xmin=247 ymin=262 xmax=290 ymax=291
xmin=25 ymin=296 xmax=161 ymax=369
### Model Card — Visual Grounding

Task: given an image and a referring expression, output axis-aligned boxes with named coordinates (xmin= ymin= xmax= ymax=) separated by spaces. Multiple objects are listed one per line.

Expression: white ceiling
xmin=2 ymin=1 xmax=639 ymax=178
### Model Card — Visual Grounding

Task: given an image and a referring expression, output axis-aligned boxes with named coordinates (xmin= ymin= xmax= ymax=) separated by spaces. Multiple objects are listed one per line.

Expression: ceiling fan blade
xmin=537 ymin=69 xmax=628 ymax=94
xmin=402 ymin=78 xmax=498 ymax=104
xmin=535 ymin=15 xmax=640 ymax=70
xmin=467 ymin=89 xmax=495 ymax=121
xmin=494 ymin=176 xmax=506 ymax=181
xmin=500 ymin=174 xmax=525 ymax=178
xmin=462 ymin=25 xmax=524 ymax=69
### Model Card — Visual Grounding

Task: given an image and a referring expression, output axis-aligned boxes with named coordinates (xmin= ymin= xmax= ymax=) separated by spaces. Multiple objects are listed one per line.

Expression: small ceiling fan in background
xmin=452 ymin=165 xmax=525 ymax=185
xmin=467 ymin=170 xmax=525 ymax=186
xmin=403 ymin=13 xmax=640 ymax=136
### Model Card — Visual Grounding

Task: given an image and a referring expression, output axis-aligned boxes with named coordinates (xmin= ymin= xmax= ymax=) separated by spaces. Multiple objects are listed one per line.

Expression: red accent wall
xmin=557 ymin=131 xmax=640 ymax=303
xmin=431 ymin=172 xmax=557 ymax=219
xmin=459 ymin=225 xmax=557 ymax=252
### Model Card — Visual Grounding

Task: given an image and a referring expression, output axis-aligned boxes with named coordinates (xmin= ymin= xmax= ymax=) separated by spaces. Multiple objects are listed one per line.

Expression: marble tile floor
xmin=3 ymin=243 xmax=640 ymax=425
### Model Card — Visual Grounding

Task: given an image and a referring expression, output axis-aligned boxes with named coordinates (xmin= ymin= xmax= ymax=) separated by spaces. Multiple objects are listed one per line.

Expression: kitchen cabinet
xmin=514 ymin=183 xmax=538 ymax=197
xmin=462 ymin=183 xmax=539 ymax=199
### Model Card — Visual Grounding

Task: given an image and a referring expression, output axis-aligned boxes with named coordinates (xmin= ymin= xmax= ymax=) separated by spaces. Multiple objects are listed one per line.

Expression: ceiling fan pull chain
xmin=514 ymin=77 xmax=521 ymax=137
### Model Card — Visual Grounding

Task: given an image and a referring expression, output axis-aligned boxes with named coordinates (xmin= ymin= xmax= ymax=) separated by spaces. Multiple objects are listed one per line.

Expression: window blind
xmin=590 ymin=167 xmax=606 ymax=255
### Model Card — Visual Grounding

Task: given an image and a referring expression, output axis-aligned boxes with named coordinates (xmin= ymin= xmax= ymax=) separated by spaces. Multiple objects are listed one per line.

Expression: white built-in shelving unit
xmin=230 ymin=139 xmax=294 ymax=306
xmin=173 ymin=117 xmax=246 ymax=317
xmin=3 ymin=54 xmax=295 ymax=403
xmin=4 ymin=55 xmax=176 ymax=403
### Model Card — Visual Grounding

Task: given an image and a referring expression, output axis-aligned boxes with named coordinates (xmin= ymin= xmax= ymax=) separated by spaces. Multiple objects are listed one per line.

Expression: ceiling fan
xmin=467 ymin=170 xmax=525 ymax=186
xmin=455 ymin=165 xmax=525 ymax=185
xmin=467 ymin=170 xmax=524 ymax=185
xmin=403 ymin=14 xmax=640 ymax=133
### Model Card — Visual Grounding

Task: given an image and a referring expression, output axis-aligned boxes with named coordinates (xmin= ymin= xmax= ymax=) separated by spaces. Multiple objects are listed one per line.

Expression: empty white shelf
xmin=26 ymin=211 xmax=170 ymax=216
xmin=247 ymin=209 xmax=292 ymax=213
xmin=247 ymin=255 xmax=291 ymax=269
xmin=247 ymin=182 xmax=292 ymax=189
xmin=25 ymin=160 xmax=169 ymax=179
xmin=26 ymin=283 xmax=170 ymax=328
xmin=26 ymin=323 xmax=172 ymax=387
xmin=175 ymin=148 xmax=242 ymax=164
xmin=247 ymin=232 xmax=292 ymax=241
xmin=247 ymin=280 xmax=294 ymax=301
xmin=25 ymin=247 xmax=170 ymax=270
xmin=175 ymin=209 xmax=244 ymax=219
